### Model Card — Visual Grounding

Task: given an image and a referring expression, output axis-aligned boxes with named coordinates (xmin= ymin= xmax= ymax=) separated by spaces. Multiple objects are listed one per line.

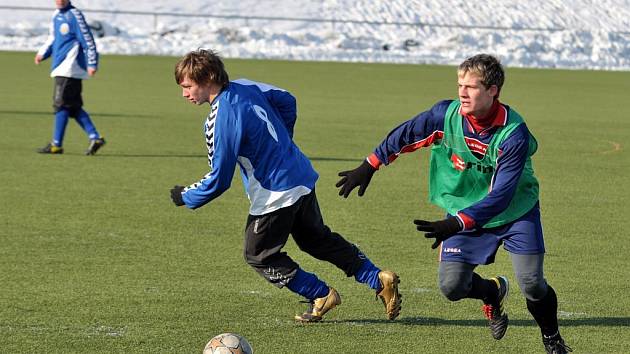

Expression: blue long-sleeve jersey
xmin=37 ymin=2 xmax=98 ymax=79
xmin=369 ymin=100 xmax=533 ymax=228
xmin=182 ymin=79 xmax=318 ymax=215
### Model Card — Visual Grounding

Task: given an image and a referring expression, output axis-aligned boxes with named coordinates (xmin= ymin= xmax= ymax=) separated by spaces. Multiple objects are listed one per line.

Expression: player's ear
xmin=488 ymin=84 xmax=499 ymax=98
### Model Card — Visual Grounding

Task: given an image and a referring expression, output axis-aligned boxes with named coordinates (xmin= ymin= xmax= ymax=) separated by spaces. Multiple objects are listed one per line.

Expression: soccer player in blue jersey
xmin=337 ymin=54 xmax=571 ymax=353
xmin=35 ymin=0 xmax=105 ymax=155
xmin=169 ymin=49 xmax=402 ymax=322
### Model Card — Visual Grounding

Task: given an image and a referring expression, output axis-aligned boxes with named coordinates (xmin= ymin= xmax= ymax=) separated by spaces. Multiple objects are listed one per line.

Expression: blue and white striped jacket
xmin=182 ymin=79 xmax=318 ymax=215
xmin=37 ymin=2 xmax=98 ymax=79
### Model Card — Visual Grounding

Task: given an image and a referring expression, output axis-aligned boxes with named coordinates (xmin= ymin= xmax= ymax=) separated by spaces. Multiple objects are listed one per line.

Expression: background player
xmin=35 ymin=0 xmax=105 ymax=155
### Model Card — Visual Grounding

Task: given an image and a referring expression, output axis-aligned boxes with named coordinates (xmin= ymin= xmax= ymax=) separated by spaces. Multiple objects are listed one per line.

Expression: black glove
xmin=414 ymin=217 xmax=462 ymax=249
xmin=336 ymin=160 xmax=377 ymax=198
xmin=170 ymin=185 xmax=185 ymax=206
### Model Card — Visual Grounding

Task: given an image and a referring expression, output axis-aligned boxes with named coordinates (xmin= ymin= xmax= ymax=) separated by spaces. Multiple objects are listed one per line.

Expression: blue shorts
xmin=440 ymin=204 xmax=546 ymax=265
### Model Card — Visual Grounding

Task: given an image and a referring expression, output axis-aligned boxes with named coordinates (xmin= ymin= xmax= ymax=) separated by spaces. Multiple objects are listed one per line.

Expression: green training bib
xmin=428 ymin=100 xmax=539 ymax=228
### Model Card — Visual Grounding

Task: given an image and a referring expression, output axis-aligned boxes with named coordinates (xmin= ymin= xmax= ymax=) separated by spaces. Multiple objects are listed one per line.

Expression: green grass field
xmin=1 ymin=50 xmax=629 ymax=353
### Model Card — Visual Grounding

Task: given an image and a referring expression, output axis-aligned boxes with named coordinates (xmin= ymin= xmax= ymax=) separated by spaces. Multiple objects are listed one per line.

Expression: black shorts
xmin=243 ymin=191 xmax=363 ymax=287
xmin=53 ymin=76 xmax=83 ymax=115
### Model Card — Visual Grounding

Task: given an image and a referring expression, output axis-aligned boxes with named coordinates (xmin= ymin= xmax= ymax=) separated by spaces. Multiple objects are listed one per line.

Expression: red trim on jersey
xmin=366 ymin=153 xmax=381 ymax=169
xmin=457 ymin=212 xmax=476 ymax=230
xmin=461 ymin=100 xmax=507 ymax=134
xmin=387 ymin=131 xmax=444 ymax=163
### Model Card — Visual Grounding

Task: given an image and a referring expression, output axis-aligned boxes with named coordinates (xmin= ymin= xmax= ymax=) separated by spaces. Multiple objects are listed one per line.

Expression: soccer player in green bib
xmin=336 ymin=54 xmax=571 ymax=354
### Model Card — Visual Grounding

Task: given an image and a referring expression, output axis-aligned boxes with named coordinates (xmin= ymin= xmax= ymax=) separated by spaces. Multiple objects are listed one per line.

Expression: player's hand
xmin=170 ymin=185 xmax=185 ymax=206
xmin=88 ymin=67 xmax=97 ymax=77
xmin=34 ymin=55 xmax=43 ymax=65
xmin=414 ymin=217 xmax=462 ymax=249
xmin=336 ymin=160 xmax=377 ymax=198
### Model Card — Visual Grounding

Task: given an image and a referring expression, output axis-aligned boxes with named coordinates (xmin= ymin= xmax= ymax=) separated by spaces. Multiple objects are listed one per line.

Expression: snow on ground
xmin=1 ymin=0 xmax=630 ymax=70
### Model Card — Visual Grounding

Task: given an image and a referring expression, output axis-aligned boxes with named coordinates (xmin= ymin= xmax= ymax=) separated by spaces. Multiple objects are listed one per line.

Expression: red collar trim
xmin=460 ymin=100 xmax=507 ymax=134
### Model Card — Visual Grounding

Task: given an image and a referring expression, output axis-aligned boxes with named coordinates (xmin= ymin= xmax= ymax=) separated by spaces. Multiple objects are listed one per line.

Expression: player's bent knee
xmin=439 ymin=278 xmax=471 ymax=301
xmin=244 ymin=254 xmax=268 ymax=270
xmin=518 ymin=276 xmax=548 ymax=301
xmin=438 ymin=262 xmax=474 ymax=301
xmin=243 ymin=253 xmax=266 ymax=271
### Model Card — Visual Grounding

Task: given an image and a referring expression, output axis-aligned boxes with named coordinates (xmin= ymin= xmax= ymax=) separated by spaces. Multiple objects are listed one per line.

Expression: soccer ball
xmin=203 ymin=333 xmax=253 ymax=354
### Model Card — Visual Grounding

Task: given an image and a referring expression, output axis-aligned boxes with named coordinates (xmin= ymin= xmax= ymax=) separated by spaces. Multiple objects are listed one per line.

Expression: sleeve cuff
xmin=456 ymin=212 xmax=476 ymax=230
xmin=366 ymin=153 xmax=382 ymax=170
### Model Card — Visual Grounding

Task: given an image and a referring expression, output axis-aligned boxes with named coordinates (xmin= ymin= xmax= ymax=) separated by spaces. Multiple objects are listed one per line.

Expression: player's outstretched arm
xmin=336 ymin=160 xmax=377 ymax=198
xmin=414 ymin=217 xmax=462 ymax=249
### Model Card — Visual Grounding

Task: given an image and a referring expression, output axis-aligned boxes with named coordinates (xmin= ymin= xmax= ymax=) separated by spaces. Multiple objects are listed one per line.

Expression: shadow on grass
xmin=95 ymin=153 xmax=205 ymax=158
xmin=331 ymin=317 xmax=630 ymax=327
xmin=77 ymin=153 xmax=361 ymax=162
xmin=311 ymin=156 xmax=362 ymax=163
xmin=0 ymin=110 xmax=154 ymax=118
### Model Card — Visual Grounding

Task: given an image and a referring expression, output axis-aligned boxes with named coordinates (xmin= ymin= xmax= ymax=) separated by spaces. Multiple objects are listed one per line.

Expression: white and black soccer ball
xmin=203 ymin=333 xmax=253 ymax=354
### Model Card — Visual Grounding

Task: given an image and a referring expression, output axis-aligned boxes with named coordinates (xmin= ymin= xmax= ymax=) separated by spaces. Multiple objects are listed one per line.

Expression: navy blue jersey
xmin=368 ymin=100 xmax=533 ymax=228
xmin=182 ymin=79 xmax=318 ymax=215
xmin=37 ymin=2 xmax=98 ymax=79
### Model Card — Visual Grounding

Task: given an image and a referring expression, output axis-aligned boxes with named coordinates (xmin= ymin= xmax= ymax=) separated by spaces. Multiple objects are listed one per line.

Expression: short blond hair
xmin=174 ymin=49 xmax=229 ymax=87
xmin=458 ymin=54 xmax=504 ymax=94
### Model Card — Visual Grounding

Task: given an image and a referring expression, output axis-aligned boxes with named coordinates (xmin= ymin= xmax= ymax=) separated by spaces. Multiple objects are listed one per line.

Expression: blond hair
xmin=458 ymin=54 xmax=504 ymax=95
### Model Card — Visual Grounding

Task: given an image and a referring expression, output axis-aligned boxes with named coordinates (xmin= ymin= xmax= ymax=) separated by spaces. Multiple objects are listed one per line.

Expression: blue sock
xmin=52 ymin=109 xmax=70 ymax=146
xmin=74 ymin=109 xmax=100 ymax=140
xmin=286 ymin=269 xmax=329 ymax=300
xmin=354 ymin=258 xmax=382 ymax=290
